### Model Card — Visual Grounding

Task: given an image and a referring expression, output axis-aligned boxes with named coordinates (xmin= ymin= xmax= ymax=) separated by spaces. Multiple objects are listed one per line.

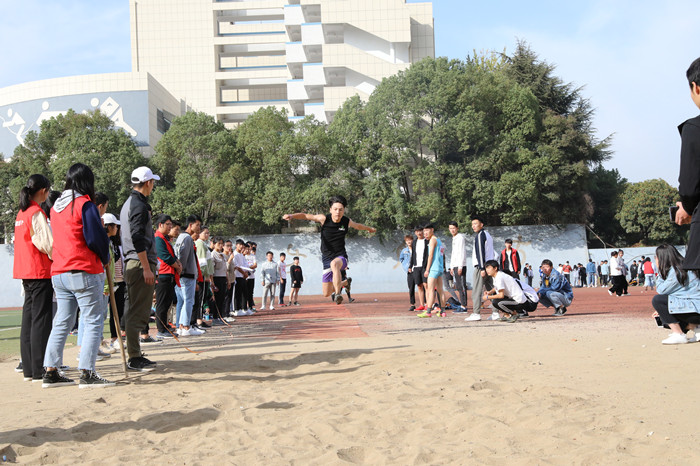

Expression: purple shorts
xmin=322 ymin=256 xmax=348 ymax=283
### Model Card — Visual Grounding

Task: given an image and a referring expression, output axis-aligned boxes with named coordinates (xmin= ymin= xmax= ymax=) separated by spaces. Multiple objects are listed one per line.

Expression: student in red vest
xmin=42 ymin=163 xmax=112 ymax=388
xmin=498 ymin=239 xmax=521 ymax=279
xmin=154 ymin=214 xmax=181 ymax=339
xmin=14 ymin=174 xmax=53 ymax=383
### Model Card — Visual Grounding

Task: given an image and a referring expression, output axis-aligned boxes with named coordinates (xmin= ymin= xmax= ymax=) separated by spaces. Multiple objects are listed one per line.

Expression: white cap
xmin=130 ymin=166 xmax=160 ymax=184
xmin=102 ymin=213 xmax=120 ymax=226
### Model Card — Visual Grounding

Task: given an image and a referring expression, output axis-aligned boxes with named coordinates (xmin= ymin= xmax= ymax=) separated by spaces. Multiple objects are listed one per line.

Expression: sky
xmin=1 ymin=0 xmax=697 ymax=186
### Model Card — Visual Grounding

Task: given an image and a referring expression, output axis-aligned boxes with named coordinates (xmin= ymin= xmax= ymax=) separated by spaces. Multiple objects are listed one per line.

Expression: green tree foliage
xmin=587 ymin=166 xmax=627 ymax=246
xmin=616 ymin=179 xmax=685 ymax=245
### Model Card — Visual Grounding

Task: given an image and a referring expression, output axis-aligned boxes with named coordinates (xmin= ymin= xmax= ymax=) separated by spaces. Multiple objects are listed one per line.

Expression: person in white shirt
xmin=408 ymin=225 xmax=428 ymax=311
xmin=260 ymin=251 xmax=280 ymax=310
xmin=232 ymin=240 xmax=253 ymax=316
xmin=482 ymin=260 xmax=539 ymax=322
xmin=448 ymin=221 xmax=468 ymax=312
xmin=608 ymin=251 xmax=623 ymax=296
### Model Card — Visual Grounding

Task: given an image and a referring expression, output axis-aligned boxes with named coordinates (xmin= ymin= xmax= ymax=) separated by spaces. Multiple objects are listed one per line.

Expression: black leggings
xmin=653 ymin=294 xmax=700 ymax=331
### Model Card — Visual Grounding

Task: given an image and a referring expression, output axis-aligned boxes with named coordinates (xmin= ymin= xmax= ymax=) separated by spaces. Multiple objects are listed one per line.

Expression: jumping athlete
xmin=283 ymin=195 xmax=376 ymax=304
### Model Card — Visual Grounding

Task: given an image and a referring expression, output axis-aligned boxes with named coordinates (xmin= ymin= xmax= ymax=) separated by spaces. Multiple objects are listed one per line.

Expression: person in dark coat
xmin=675 ymin=57 xmax=700 ymax=270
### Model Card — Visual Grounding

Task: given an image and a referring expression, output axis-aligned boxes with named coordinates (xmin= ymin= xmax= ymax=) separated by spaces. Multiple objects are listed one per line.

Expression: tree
xmin=616 ymin=179 xmax=685 ymax=245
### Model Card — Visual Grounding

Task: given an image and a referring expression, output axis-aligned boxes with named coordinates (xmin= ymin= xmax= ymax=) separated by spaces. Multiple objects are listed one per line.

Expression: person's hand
xmin=173 ymin=261 xmax=182 ymax=274
xmin=408 ymin=268 xmax=412 ymax=273
xmin=676 ymin=202 xmax=692 ymax=225
xmin=458 ymin=268 xmax=463 ymax=276
xmin=482 ymin=292 xmax=490 ymax=301
xmin=449 ymin=269 xmax=454 ymax=276
xmin=212 ymin=284 xmax=218 ymax=293
xmin=424 ymin=270 xmax=429 ymax=278
xmin=480 ymin=270 xmax=486 ymax=278
xmin=104 ymin=291 xmax=109 ymax=296
xmin=368 ymin=227 xmax=377 ymax=234
xmin=195 ymin=283 xmax=200 ymax=292
xmin=143 ymin=267 xmax=155 ymax=285
xmin=283 ymin=214 xmax=291 ymax=221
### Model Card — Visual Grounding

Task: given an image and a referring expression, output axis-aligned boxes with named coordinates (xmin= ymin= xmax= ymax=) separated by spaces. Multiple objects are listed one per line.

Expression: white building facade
xmin=131 ymin=0 xmax=434 ymax=125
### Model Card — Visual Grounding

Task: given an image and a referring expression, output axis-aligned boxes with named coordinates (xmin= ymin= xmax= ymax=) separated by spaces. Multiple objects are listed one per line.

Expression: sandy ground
xmin=2 ymin=288 xmax=700 ymax=465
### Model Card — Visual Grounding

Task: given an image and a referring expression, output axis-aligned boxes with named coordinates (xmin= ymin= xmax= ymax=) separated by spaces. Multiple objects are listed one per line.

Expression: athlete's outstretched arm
xmin=283 ymin=212 xmax=326 ymax=224
xmin=348 ymin=219 xmax=377 ymax=234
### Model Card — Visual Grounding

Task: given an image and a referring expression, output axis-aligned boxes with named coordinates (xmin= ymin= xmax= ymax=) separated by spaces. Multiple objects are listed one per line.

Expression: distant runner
xmin=283 ymin=195 xmax=376 ymax=304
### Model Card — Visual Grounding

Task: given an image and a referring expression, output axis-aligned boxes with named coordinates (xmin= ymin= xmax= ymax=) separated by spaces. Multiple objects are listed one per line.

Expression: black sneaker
xmin=334 ymin=293 xmax=343 ymax=305
xmin=79 ymin=370 xmax=115 ymax=389
xmin=42 ymin=370 xmax=75 ymax=388
xmin=560 ymin=307 xmax=567 ymax=315
xmin=127 ymin=357 xmax=156 ymax=372
xmin=345 ymin=277 xmax=352 ymax=293
xmin=139 ymin=335 xmax=163 ymax=345
xmin=408 ymin=305 xmax=416 ymax=312
xmin=14 ymin=361 xmax=23 ymax=372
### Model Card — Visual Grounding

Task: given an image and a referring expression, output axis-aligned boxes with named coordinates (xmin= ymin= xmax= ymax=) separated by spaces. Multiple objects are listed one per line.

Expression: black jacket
xmin=410 ymin=237 xmax=429 ymax=270
xmin=678 ymin=115 xmax=700 ymax=215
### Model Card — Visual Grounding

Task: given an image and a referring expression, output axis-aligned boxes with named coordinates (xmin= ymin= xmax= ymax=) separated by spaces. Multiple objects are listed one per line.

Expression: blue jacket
xmin=538 ymin=269 xmax=574 ymax=301
xmin=586 ymin=262 xmax=597 ymax=274
xmin=657 ymin=268 xmax=700 ymax=314
xmin=399 ymin=246 xmax=412 ymax=273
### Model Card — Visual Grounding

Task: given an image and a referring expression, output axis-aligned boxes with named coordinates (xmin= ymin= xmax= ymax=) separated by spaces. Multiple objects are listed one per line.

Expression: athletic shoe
xmin=259 ymin=306 xmax=266 ymax=311
xmin=127 ymin=357 xmax=156 ymax=372
xmin=189 ymin=326 xmax=205 ymax=336
xmin=506 ymin=314 xmax=519 ymax=323
xmin=14 ymin=361 xmax=22 ymax=373
xmin=438 ymin=310 xmax=446 ymax=317
xmin=518 ymin=311 xmax=529 ymax=317
xmin=453 ymin=306 xmax=468 ymax=313
xmin=59 ymin=365 xmax=70 ymax=371
xmin=245 ymin=309 xmax=255 ymax=316
xmin=97 ymin=349 xmax=112 ymax=358
xmin=139 ymin=336 xmax=163 ymax=345
xmin=177 ymin=327 xmax=192 ymax=336
xmin=223 ymin=317 xmax=236 ymax=323
xmin=415 ymin=306 xmax=426 ymax=311
xmin=487 ymin=312 xmax=500 ymax=321
xmin=42 ymin=370 xmax=75 ymax=388
xmin=408 ymin=305 xmax=416 ymax=312
xmin=270 ymin=305 xmax=275 ymax=310
xmin=156 ymin=331 xmax=174 ymax=339
xmin=608 ymin=290 xmax=613 ymax=296
xmin=464 ymin=313 xmax=482 ymax=322
xmin=79 ymin=370 xmax=115 ymax=389
xmin=199 ymin=320 xmax=212 ymax=328
xmin=294 ymin=302 xmax=300 ymax=306
xmin=417 ymin=311 xmax=432 ymax=318
xmin=100 ymin=341 xmax=117 ymax=354
xmin=23 ymin=376 xmax=32 ymax=382
xmin=111 ymin=339 xmax=123 ymax=351
xmin=333 ymin=293 xmax=343 ymax=305
xmin=662 ymin=333 xmax=688 ymax=345
xmin=623 ymin=293 xmax=630 ymax=296
xmin=232 ymin=310 xmax=247 ymax=317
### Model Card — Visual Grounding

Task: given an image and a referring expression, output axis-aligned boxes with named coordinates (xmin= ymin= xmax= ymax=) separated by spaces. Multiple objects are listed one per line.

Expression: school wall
xmin=1 ymin=224 xmax=591 ymax=308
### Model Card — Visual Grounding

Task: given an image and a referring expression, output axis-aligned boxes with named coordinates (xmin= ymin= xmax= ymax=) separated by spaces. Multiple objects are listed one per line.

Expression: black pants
xmin=155 ymin=274 xmax=175 ymax=333
xmin=224 ymin=281 xmax=234 ymax=315
xmin=20 ymin=279 xmax=53 ymax=379
xmin=234 ymin=277 xmax=248 ymax=311
xmin=108 ymin=281 xmax=126 ymax=338
xmin=213 ymin=277 xmax=228 ymax=319
xmin=246 ymin=278 xmax=255 ymax=309
xmin=653 ymin=294 xmax=700 ymax=331
xmin=407 ymin=272 xmax=416 ymax=305
xmin=279 ymin=278 xmax=287 ymax=305
xmin=609 ymin=275 xmax=624 ymax=296
xmin=492 ymin=298 xmax=538 ymax=316
xmin=191 ymin=281 xmax=204 ymax=325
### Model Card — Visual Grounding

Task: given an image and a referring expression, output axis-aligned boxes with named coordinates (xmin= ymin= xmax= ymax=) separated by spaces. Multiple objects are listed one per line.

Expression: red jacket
xmin=499 ymin=248 xmax=521 ymax=274
xmin=13 ymin=202 xmax=52 ymax=279
xmin=51 ymin=195 xmax=103 ymax=275
xmin=155 ymin=230 xmax=180 ymax=286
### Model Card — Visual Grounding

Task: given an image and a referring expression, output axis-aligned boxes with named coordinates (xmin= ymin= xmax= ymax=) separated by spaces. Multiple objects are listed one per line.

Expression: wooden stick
xmin=105 ymin=265 xmax=128 ymax=378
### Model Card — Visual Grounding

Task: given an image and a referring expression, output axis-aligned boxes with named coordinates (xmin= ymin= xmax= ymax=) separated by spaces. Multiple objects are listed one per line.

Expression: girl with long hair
xmin=13 ymin=174 xmax=53 ymax=382
xmin=652 ymin=244 xmax=700 ymax=344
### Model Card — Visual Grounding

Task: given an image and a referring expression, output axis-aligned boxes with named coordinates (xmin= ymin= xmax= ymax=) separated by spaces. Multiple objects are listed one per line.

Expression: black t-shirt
xmin=290 ymin=264 xmax=304 ymax=283
xmin=320 ymin=214 xmax=350 ymax=262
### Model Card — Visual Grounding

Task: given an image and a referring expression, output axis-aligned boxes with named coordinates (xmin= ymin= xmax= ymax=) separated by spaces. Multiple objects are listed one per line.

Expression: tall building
xmin=131 ymin=0 xmax=434 ymax=125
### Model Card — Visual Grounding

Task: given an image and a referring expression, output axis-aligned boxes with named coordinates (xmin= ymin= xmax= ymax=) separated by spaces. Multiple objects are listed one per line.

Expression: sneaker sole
xmin=127 ymin=366 xmax=156 ymax=372
xmin=79 ymin=382 xmax=116 ymax=389
xmin=42 ymin=382 xmax=76 ymax=388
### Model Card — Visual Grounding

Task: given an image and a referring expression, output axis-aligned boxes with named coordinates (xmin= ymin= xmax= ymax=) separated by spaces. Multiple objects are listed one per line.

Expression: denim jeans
xmin=175 ymin=277 xmax=196 ymax=326
xmin=538 ymin=291 xmax=572 ymax=309
xmin=77 ymin=294 xmax=109 ymax=347
xmin=587 ymin=273 xmax=596 ymax=286
xmin=45 ymin=271 xmax=105 ymax=371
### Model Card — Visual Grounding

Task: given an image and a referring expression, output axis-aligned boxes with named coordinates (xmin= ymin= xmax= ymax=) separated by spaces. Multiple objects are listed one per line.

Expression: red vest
xmin=13 ymin=202 xmax=52 ymax=279
xmin=500 ymin=248 xmax=520 ymax=273
xmin=155 ymin=230 xmax=180 ymax=286
xmin=50 ymin=195 xmax=103 ymax=276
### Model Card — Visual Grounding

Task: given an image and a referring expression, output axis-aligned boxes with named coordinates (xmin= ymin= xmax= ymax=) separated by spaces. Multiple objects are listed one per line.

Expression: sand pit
xmin=2 ymin=287 xmax=700 ymax=464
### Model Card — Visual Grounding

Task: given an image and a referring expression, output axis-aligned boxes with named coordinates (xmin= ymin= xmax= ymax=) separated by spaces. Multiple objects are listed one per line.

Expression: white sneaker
xmin=101 ymin=341 xmax=117 ymax=354
xmin=259 ymin=306 xmax=266 ymax=311
xmin=223 ymin=317 xmax=236 ymax=323
xmin=193 ymin=325 xmax=206 ymax=334
xmin=464 ymin=313 xmax=482 ymax=322
xmin=487 ymin=312 xmax=500 ymax=321
xmin=662 ymin=333 xmax=688 ymax=345
xmin=245 ymin=309 xmax=255 ymax=316
xmin=233 ymin=310 xmax=246 ymax=317
xmin=178 ymin=327 xmax=191 ymax=336
xmin=270 ymin=305 xmax=275 ymax=310
xmin=189 ymin=326 xmax=205 ymax=336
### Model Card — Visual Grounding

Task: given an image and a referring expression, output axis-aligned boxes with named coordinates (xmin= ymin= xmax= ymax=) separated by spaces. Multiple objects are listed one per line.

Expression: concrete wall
xmin=1 ymin=224 xmax=590 ymax=308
